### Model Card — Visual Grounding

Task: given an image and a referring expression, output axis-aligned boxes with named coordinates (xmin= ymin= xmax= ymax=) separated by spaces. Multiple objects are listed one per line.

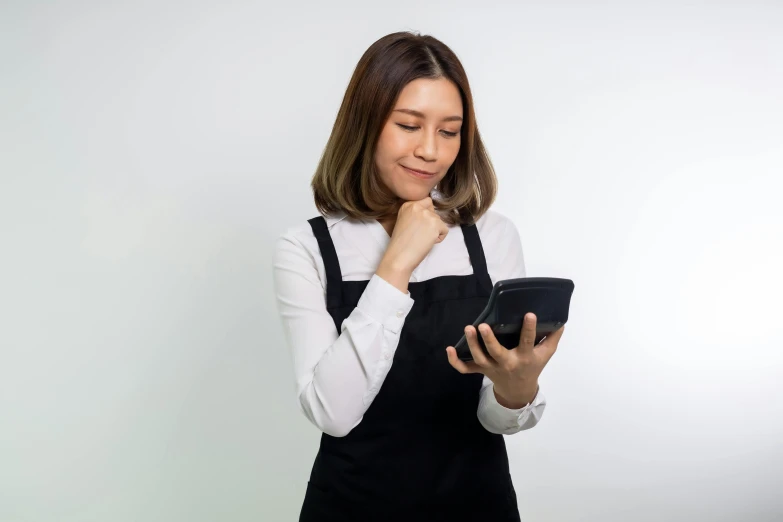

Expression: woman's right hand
xmin=376 ymin=197 xmax=448 ymax=293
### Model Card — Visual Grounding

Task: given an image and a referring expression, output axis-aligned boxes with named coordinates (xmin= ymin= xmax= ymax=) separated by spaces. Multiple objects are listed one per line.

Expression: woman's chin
xmin=396 ymin=185 xmax=435 ymax=202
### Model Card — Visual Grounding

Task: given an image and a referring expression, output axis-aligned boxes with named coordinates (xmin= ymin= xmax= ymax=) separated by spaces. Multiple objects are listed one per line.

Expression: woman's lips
xmin=402 ymin=165 xmax=436 ymax=179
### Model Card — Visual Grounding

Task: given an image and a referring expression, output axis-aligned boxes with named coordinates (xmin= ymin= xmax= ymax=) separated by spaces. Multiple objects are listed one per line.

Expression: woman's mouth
xmin=402 ymin=165 xmax=436 ymax=179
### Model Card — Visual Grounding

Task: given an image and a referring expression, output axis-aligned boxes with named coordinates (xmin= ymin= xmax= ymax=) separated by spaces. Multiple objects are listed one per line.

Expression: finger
xmin=446 ymin=346 xmax=482 ymax=374
xmin=416 ymin=196 xmax=434 ymax=209
xmin=432 ymin=211 xmax=449 ymax=243
xmin=476 ymin=323 xmax=509 ymax=365
xmin=518 ymin=313 xmax=537 ymax=354
xmin=536 ymin=325 xmax=565 ymax=363
xmin=465 ymin=326 xmax=495 ymax=368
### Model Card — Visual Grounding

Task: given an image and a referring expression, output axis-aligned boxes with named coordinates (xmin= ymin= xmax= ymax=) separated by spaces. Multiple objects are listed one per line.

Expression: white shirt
xmin=272 ymin=206 xmax=546 ymax=438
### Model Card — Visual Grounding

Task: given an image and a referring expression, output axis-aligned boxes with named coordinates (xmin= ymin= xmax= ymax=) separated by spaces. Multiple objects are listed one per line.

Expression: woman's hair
xmin=311 ymin=31 xmax=498 ymax=225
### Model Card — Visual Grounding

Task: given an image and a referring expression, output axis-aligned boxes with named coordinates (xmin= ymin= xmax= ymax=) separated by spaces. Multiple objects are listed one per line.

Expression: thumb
xmin=537 ymin=326 xmax=565 ymax=361
xmin=547 ymin=325 xmax=565 ymax=344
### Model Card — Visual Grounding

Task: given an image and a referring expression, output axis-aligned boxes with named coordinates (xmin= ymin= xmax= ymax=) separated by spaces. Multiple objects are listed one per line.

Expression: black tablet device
xmin=454 ymin=277 xmax=574 ymax=361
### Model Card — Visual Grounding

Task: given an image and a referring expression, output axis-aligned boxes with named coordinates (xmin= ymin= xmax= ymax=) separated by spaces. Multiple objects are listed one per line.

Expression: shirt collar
xmin=324 ymin=211 xmax=348 ymax=229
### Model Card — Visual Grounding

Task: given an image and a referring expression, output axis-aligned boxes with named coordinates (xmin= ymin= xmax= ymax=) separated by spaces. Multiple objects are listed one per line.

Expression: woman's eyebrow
xmin=393 ymin=108 xmax=463 ymax=122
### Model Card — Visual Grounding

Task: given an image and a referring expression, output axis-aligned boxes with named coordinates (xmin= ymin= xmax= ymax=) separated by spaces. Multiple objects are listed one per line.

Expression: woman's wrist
xmin=376 ymin=260 xmax=412 ymax=294
xmin=493 ymin=382 xmax=539 ymax=410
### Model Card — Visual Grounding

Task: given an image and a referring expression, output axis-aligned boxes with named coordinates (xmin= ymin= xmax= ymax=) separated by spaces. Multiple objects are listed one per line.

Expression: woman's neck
xmin=378 ymin=217 xmax=395 ymax=237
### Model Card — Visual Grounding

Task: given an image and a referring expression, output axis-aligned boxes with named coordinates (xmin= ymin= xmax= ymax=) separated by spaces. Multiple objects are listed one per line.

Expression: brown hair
xmin=311 ymin=31 xmax=498 ymax=226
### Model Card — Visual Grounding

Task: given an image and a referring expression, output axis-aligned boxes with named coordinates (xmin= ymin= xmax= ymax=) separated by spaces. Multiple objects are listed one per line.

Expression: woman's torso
xmin=298 ymin=213 xmax=522 ymax=521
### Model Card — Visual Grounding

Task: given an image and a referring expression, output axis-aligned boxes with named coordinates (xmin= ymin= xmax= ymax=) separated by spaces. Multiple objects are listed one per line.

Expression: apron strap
xmin=308 ymin=216 xmax=343 ymax=309
xmin=460 ymin=223 xmax=494 ymax=295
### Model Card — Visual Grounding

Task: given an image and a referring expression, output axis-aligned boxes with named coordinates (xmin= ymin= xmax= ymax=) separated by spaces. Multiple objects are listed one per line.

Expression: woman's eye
xmin=396 ymin=123 xmax=459 ymax=137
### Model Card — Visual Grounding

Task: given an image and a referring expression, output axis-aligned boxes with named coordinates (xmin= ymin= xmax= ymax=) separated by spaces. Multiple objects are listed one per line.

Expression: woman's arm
xmin=273 ymin=229 xmax=414 ymax=437
xmin=476 ymin=213 xmax=548 ymax=435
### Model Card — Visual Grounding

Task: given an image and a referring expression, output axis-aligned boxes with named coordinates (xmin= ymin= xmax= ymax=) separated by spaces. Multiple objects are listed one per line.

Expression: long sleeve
xmin=476 ymin=215 xmax=548 ymax=435
xmin=273 ymin=231 xmax=414 ymax=438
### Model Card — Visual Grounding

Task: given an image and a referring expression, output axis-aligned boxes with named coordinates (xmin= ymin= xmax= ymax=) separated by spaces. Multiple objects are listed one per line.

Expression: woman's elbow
xmin=297 ymin=394 xmax=358 ymax=438
xmin=321 ymin=422 xmax=353 ymax=438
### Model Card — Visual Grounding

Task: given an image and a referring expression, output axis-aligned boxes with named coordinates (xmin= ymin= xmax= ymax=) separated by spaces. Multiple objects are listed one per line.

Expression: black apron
xmin=299 ymin=216 xmax=521 ymax=522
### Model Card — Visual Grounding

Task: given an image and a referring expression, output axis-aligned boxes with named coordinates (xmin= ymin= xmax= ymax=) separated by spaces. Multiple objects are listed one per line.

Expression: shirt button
xmin=396 ymin=310 xmax=404 ymax=318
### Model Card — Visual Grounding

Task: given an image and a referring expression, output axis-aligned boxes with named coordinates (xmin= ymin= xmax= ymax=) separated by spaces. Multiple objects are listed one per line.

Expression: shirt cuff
xmin=356 ymin=273 xmax=415 ymax=334
xmin=480 ymin=383 xmax=546 ymax=432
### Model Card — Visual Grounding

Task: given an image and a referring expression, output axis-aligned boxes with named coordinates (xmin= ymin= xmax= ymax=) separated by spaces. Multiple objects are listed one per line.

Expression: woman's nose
xmin=414 ymin=132 xmax=437 ymax=161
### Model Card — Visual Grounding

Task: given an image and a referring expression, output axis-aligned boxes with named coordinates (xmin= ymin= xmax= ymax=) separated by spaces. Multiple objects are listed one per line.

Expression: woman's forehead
xmin=394 ymin=78 xmax=463 ymax=119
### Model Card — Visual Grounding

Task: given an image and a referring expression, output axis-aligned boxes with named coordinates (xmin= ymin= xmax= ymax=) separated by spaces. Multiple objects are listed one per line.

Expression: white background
xmin=2 ymin=1 xmax=782 ymax=521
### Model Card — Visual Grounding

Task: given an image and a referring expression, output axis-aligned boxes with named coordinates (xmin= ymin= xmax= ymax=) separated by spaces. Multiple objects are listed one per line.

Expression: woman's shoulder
xmin=474 ymin=208 xmax=526 ymax=280
xmin=275 ymin=211 xmax=349 ymax=256
xmin=474 ymin=207 xmax=521 ymax=242
xmin=475 ymin=207 xmax=512 ymax=226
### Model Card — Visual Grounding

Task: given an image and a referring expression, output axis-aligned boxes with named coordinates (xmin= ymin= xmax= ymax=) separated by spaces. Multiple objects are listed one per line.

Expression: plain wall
xmin=1 ymin=1 xmax=782 ymax=521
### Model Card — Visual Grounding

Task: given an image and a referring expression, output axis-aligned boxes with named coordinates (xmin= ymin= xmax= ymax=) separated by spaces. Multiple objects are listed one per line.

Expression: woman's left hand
xmin=445 ymin=313 xmax=564 ymax=409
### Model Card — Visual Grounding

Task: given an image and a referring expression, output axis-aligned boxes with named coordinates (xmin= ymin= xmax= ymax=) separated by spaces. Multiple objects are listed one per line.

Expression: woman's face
xmin=374 ymin=77 xmax=463 ymax=202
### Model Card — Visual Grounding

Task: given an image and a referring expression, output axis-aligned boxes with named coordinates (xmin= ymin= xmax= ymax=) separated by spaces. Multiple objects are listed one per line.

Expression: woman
xmin=273 ymin=31 xmax=565 ymax=521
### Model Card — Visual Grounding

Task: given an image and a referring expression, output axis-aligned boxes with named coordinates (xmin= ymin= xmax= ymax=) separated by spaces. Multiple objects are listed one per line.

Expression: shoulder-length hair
xmin=311 ymin=31 xmax=497 ymax=226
